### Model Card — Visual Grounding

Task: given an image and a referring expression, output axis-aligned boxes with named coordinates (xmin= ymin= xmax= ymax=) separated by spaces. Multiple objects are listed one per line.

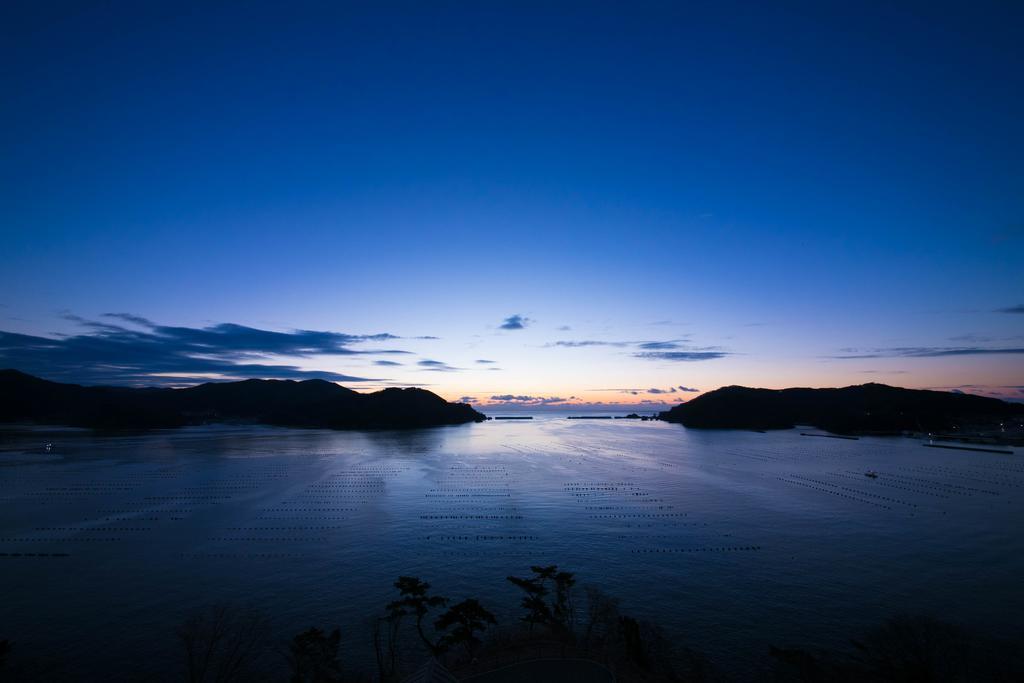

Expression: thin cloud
xmin=996 ymin=305 xmax=1024 ymax=314
xmin=551 ymin=337 xmax=728 ymax=361
xmin=948 ymin=334 xmax=996 ymax=342
xmin=499 ymin=314 xmax=531 ymax=330
xmin=634 ymin=351 xmax=729 ymax=361
xmin=923 ymin=384 xmax=1024 ymax=402
xmin=417 ymin=359 xmax=461 ymax=372
xmin=475 ymin=359 xmax=497 ymax=364
xmin=0 ymin=316 xmax=404 ymax=386
xmin=548 ymin=337 xmax=692 ymax=350
xmin=57 ymin=315 xmax=405 ymax=357
xmin=102 ymin=312 xmax=156 ymax=327
xmin=832 ymin=347 xmax=1024 ymax=359
xmin=636 ymin=341 xmax=683 ymax=350
xmin=596 ymin=385 xmax=699 ymax=395
xmin=482 ymin=398 xmax=675 ymax=412
xmin=547 ymin=340 xmax=629 ymax=348
xmin=373 ymin=360 xmax=403 ymax=366
xmin=488 ymin=394 xmax=573 ymax=405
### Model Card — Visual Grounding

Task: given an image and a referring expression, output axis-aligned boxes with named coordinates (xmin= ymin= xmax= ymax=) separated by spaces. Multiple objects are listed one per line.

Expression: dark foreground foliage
xmin=769 ymin=614 xmax=1024 ymax=682
xmin=2 ymin=572 xmax=1021 ymax=682
xmin=287 ymin=627 xmax=344 ymax=683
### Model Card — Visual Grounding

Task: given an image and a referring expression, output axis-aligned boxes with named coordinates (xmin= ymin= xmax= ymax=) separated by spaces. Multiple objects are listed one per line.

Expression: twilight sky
xmin=2 ymin=2 xmax=1022 ymax=407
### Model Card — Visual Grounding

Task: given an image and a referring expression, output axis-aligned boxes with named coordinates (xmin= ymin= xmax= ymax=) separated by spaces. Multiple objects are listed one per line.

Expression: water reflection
xmin=0 ymin=420 xmax=1021 ymax=679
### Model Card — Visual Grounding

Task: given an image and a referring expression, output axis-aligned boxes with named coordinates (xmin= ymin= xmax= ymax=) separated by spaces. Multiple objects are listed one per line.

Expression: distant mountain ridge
xmin=0 ymin=369 xmax=485 ymax=429
xmin=658 ymin=383 xmax=1023 ymax=434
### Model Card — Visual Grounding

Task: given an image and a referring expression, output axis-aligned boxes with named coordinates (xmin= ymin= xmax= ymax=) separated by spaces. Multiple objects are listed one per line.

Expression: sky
xmin=2 ymin=1 xmax=1022 ymax=408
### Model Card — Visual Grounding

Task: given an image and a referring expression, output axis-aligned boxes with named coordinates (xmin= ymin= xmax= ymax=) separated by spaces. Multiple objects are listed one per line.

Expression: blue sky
xmin=2 ymin=1 xmax=1022 ymax=405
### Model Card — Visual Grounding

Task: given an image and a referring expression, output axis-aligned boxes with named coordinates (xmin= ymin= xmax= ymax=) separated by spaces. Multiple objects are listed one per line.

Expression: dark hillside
xmin=0 ymin=369 xmax=484 ymax=429
xmin=659 ymin=383 xmax=1023 ymax=434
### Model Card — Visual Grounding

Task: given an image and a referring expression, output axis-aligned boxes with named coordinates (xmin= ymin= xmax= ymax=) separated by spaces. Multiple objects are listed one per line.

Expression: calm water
xmin=1 ymin=418 xmax=1022 ymax=679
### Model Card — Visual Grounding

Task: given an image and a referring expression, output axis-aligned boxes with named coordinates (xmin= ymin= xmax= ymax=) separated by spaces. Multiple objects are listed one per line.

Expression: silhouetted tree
xmin=384 ymin=576 xmax=497 ymax=666
xmin=386 ymin=576 xmax=449 ymax=657
xmin=178 ymin=604 xmax=272 ymax=683
xmin=286 ymin=627 xmax=343 ymax=683
xmin=582 ymin=586 xmax=620 ymax=652
xmin=506 ymin=565 xmax=576 ymax=636
xmin=370 ymin=614 xmax=401 ymax=683
xmin=435 ymin=599 xmax=497 ymax=659
xmin=506 ymin=574 xmax=551 ymax=633
xmin=619 ymin=616 xmax=648 ymax=669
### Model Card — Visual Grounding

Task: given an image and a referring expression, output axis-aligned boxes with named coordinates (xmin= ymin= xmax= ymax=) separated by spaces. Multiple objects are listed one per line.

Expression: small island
xmin=658 ymin=383 xmax=1024 ymax=439
xmin=0 ymin=369 xmax=485 ymax=430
